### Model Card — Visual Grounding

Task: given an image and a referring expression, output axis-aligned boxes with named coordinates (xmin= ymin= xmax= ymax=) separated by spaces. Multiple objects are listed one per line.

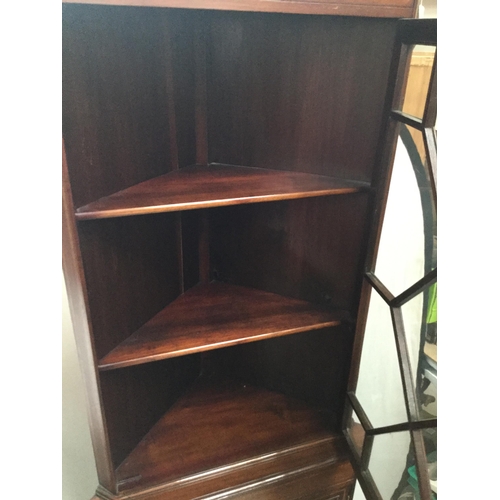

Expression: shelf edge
xmin=98 ymin=318 xmax=343 ymax=371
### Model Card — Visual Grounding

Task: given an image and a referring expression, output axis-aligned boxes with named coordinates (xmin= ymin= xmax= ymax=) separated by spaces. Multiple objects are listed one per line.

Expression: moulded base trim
xmin=93 ymin=436 xmax=354 ymax=500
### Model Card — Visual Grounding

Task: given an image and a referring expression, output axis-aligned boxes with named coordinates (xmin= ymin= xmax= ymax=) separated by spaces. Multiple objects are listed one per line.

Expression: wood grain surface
xmin=115 ymin=376 xmax=345 ymax=491
xmin=207 ymin=13 xmax=398 ymax=183
xmin=61 ymin=0 xmax=416 ymax=19
xmin=75 ymin=164 xmax=369 ymax=220
xmin=99 ymin=282 xmax=345 ymax=370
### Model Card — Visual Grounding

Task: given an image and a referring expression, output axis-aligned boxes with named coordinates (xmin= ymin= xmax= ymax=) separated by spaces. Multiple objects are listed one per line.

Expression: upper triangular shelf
xmin=75 ymin=164 xmax=370 ymax=220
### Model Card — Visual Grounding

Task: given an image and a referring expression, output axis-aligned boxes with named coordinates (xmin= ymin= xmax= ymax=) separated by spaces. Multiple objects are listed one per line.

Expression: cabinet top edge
xmin=62 ymin=0 xmax=417 ymax=19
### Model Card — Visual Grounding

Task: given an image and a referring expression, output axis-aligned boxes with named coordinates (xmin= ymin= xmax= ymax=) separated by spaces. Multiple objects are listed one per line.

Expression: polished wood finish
xmin=75 ymin=164 xmax=369 ymax=220
xmin=62 ymin=0 xmax=416 ymax=19
xmin=63 ymin=141 xmax=117 ymax=492
xmin=100 ymin=356 xmax=200 ymax=468
xmin=364 ymin=272 xmax=395 ymax=305
xmin=346 ymin=30 xmax=411 ymax=396
xmin=198 ymin=211 xmax=211 ymax=284
xmin=391 ymin=267 xmax=437 ymax=307
xmin=62 ymin=3 xmax=421 ymax=499
xmin=194 ymin=16 xmax=208 ymax=165
xmin=99 ymin=282 xmax=345 ymax=371
xmin=63 ymin=5 xmax=171 ymax=208
xmin=211 ymin=324 xmax=354 ymax=426
xmin=207 ymin=13 xmax=398 ymax=183
xmin=98 ymin=437 xmax=352 ymax=499
xmin=210 ymin=194 xmax=370 ymax=312
xmin=78 ymin=214 xmax=181 ymax=360
xmin=218 ymin=460 xmax=354 ymax=500
xmin=115 ymin=376 xmax=347 ymax=491
xmin=346 ymin=392 xmax=373 ymax=431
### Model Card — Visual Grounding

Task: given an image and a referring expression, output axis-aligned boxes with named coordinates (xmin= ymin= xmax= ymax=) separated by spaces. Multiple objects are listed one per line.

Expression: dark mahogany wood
xmin=194 ymin=16 xmax=208 ymax=165
xmin=62 ymin=4 xmax=422 ymax=499
xmin=74 ymin=164 xmax=369 ymax=220
xmin=63 ymin=141 xmax=117 ymax=493
xmin=164 ymin=21 xmax=179 ymax=171
xmin=217 ymin=460 xmax=354 ymax=500
xmin=398 ymin=18 xmax=437 ymax=45
xmin=115 ymin=376 xmax=349 ymax=491
xmin=99 ymin=355 xmax=200 ymax=468
xmin=207 ymin=13 xmax=399 ymax=183
xmin=198 ymin=211 xmax=210 ymax=284
xmin=181 ymin=210 xmax=201 ymax=290
xmin=211 ymin=324 xmax=354 ymax=428
xmin=97 ymin=437 xmax=352 ymax=499
xmin=99 ymin=282 xmax=346 ymax=371
xmin=62 ymin=0 xmax=416 ymax=19
xmin=391 ymin=267 xmax=437 ymax=307
xmin=78 ymin=213 xmax=181 ymax=360
xmin=390 ymin=109 xmax=424 ymax=130
xmin=169 ymin=10 xmax=197 ymax=170
xmin=345 ymin=31 xmax=411 ymax=396
xmin=62 ymin=5 xmax=172 ymax=208
xmin=210 ymin=194 xmax=371 ymax=313
xmin=364 ymin=272 xmax=395 ymax=305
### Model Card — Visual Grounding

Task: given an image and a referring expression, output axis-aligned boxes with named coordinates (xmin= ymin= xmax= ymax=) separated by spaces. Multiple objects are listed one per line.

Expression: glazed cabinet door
xmin=342 ymin=18 xmax=437 ymax=500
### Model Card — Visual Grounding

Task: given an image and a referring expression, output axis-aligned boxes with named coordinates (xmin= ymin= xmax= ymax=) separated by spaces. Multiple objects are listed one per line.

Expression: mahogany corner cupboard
xmin=62 ymin=1 xmax=437 ymax=498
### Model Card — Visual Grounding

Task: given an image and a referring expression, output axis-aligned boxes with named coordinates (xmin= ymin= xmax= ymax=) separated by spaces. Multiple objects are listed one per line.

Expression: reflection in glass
xmin=356 ymin=290 xmax=407 ymax=428
xmin=424 ymin=428 xmax=437 ymax=497
xmin=400 ymin=45 xmax=436 ymax=121
xmin=346 ymin=405 xmax=365 ymax=457
xmin=369 ymin=431 xmax=413 ymax=500
xmin=401 ymin=283 xmax=437 ymax=421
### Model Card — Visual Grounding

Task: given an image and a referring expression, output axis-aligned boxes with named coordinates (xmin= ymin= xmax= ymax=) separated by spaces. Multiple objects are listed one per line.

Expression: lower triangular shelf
xmin=115 ymin=377 xmax=349 ymax=493
xmin=99 ymin=282 xmax=346 ymax=371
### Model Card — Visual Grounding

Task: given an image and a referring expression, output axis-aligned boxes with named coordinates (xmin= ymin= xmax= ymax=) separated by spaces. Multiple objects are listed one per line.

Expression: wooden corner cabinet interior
xmin=62 ymin=1 xmax=424 ymax=499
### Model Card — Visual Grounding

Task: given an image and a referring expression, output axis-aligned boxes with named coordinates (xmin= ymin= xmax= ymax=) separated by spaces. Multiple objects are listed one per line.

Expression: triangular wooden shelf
xmin=116 ymin=376 xmax=348 ymax=492
xmin=75 ymin=164 xmax=369 ymax=220
xmin=99 ymin=282 xmax=347 ymax=371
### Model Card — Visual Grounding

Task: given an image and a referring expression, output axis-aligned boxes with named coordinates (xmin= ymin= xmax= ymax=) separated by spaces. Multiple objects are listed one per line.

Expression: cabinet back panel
xmin=62 ymin=5 xmax=196 ymax=208
xmin=169 ymin=11 xmax=197 ymax=169
xmin=78 ymin=213 xmax=181 ymax=359
xmin=207 ymin=12 xmax=397 ymax=183
xmin=210 ymin=194 xmax=370 ymax=313
xmin=100 ymin=356 xmax=200 ymax=469
xmin=209 ymin=325 xmax=354 ymax=429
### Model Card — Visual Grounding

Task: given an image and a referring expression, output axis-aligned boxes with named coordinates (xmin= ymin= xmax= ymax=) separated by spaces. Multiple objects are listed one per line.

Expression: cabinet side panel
xmin=77 ymin=214 xmax=181 ymax=360
xmin=63 ymin=143 xmax=116 ymax=492
xmin=62 ymin=4 xmax=188 ymax=208
xmin=210 ymin=194 xmax=370 ymax=313
xmin=99 ymin=356 xmax=200 ymax=470
xmin=207 ymin=12 xmax=397 ymax=183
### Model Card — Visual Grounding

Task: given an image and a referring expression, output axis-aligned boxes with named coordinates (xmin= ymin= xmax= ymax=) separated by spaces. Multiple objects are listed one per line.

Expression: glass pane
xmin=374 ymin=133 xmax=431 ymax=297
xmin=346 ymin=403 xmax=365 ymax=457
xmin=356 ymin=290 xmax=407 ymax=428
xmin=369 ymin=431 xmax=414 ymax=500
xmin=402 ymin=431 xmax=436 ymax=500
xmin=401 ymin=281 xmax=437 ymax=421
xmin=399 ymin=45 xmax=436 ymax=121
xmin=353 ymin=480 xmax=368 ymax=500
xmin=424 ymin=428 xmax=437 ymax=497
